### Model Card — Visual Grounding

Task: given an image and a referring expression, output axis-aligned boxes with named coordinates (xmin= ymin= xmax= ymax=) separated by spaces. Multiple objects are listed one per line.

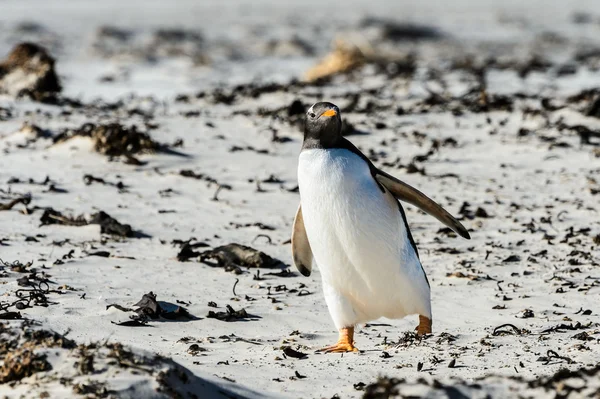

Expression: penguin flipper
xmin=375 ymin=169 xmax=471 ymax=239
xmin=292 ymin=204 xmax=313 ymax=276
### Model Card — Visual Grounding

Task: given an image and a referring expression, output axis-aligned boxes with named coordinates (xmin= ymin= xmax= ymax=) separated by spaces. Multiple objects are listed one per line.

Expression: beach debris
xmin=53 ymin=123 xmax=181 ymax=164
xmin=92 ymin=26 xmax=135 ymax=59
xmin=178 ymin=169 xmax=220 ymax=185
xmin=39 ymin=208 xmax=87 ymax=227
xmin=0 ymin=349 xmax=51 ymax=384
xmin=108 ymin=292 xmax=195 ymax=326
xmin=360 ymin=18 xmax=444 ymax=41
xmin=175 ymin=240 xmax=211 ymax=261
xmin=93 ymin=26 xmax=207 ymax=64
xmin=89 ymin=211 xmax=133 ymax=237
xmin=39 ymin=208 xmax=136 ymax=238
xmin=293 ymin=370 xmax=307 ymax=379
xmin=0 ymin=325 xmax=75 ymax=383
xmin=177 ymin=242 xmax=287 ymax=273
xmin=587 ymin=95 xmax=600 ymax=118
xmin=458 ymin=202 xmax=492 ymax=220
xmin=0 ymin=195 xmax=31 ymax=211
xmin=0 ymin=263 xmax=63 ymax=315
xmin=354 ymin=382 xmax=366 ymax=391
xmin=446 ymin=271 xmax=486 ymax=281
xmin=362 ymin=362 xmax=600 ymax=397
xmin=305 ymin=39 xmax=366 ymax=82
xmin=150 ymin=28 xmax=206 ymax=62
xmin=187 ymin=344 xmax=207 ymax=356
xmin=230 ymin=222 xmax=276 ymax=231
xmin=0 ymin=42 xmax=61 ymax=101
xmin=304 ymin=37 xmax=416 ymax=82
xmin=492 ymin=324 xmax=529 ymax=336
xmin=502 ymin=255 xmax=521 ymax=263
xmin=86 ymin=251 xmax=111 ymax=258
xmin=519 ymin=309 xmax=535 ymax=319
xmin=0 ymin=322 xmax=226 ymax=396
xmin=264 ymin=269 xmax=296 ymax=278
xmin=541 ymin=322 xmax=592 ymax=334
xmin=7 ymin=174 xmax=65 ymax=193
xmin=537 ymin=350 xmax=575 ymax=365
xmin=83 ymin=174 xmax=127 ymax=191
xmin=199 ymin=243 xmax=287 ymax=270
xmin=282 ymin=346 xmax=308 ymax=360
xmin=0 ymin=312 xmax=22 ymax=320
xmin=177 ymin=170 xmax=232 ymax=200
xmin=253 ymin=99 xmax=307 ymax=131
xmin=206 ymin=304 xmax=257 ymax=322
xmin=256 ymin=36 xmax=314 ymax=58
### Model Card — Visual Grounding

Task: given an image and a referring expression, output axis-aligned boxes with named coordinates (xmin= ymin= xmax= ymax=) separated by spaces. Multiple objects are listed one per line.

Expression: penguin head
xmin=304 ymin=102 xmax=342 ymax=148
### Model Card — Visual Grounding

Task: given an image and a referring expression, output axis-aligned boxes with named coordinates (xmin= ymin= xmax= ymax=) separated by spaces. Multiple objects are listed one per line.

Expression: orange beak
xmin=321 ymin=109 xmax=337 ymax=117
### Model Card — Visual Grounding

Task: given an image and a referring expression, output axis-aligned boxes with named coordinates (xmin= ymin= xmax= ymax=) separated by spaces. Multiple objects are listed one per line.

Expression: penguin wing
xmin=375 ymin=169 xmax=471 ymax=239
xmin=291 ymin=204 xmax=313 ymax=276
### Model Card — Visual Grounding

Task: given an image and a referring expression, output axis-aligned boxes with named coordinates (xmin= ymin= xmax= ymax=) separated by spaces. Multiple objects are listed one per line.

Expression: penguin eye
xmin=309 ymin=112 xmax=316 ymax=119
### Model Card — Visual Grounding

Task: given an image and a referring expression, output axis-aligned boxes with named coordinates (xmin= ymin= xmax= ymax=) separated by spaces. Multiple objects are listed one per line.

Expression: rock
xmin=0 ymin=42 xmax=61 ymax=101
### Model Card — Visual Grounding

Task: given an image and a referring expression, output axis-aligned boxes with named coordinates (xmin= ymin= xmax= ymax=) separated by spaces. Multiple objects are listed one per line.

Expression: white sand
xmin=1 ymin=1 xmax=599 ymax=398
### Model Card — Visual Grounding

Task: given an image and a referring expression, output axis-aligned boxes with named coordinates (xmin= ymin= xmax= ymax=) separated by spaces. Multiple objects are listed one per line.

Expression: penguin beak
xmin=321 ymin=109 xmax=337 ymax=117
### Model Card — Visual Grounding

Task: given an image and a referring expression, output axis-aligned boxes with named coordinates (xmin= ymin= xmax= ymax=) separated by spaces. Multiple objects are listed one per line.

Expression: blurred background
xmin=1 ymin=0 xmax=600 ymax=100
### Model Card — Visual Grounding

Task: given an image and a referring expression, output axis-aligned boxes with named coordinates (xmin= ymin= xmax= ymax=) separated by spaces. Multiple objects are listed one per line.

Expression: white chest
xmin=297 ymin=148 xmax=404 ymax=268
xmin=298 ymin=148 xmax=381 ymax=228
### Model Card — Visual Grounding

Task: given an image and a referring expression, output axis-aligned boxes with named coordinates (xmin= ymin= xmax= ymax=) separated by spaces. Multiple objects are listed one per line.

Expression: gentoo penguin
xmin=292 ymin=102 xmax=470 ymax=353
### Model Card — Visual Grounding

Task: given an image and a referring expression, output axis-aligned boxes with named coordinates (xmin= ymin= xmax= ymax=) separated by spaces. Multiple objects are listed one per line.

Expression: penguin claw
xmin=317 ymin=342 xmax=359 ymax=353
xmin=317 ymin=326 xmax=359 ymax=353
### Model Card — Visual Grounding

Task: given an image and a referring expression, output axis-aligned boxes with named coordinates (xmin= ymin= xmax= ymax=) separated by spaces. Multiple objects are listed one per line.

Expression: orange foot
xmin=317 ymin=326 xmax=359 ymax=353
xmin=416 ymin=315 xmax=432 ymax=336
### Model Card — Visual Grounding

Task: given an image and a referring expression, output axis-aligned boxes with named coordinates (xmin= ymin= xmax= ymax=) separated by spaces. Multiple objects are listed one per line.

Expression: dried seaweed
xmin=0 ymin=265 xmax=61 ymax=314
xmin=89 ymin=211 xmax=133 ymax=237
xmin=39 ymin=208 xmax=87 ymax=227
xmin=0 ymin=195 xmax=30 ymax=211
xmin=537 ymin=350 xmax=575 ymax=365
xmin=282 ymin=346 xmax=308 ymax=359
xmin=39 ymin=208 xmax=137 ymax=238
xmin=174 ymin=240 xmax=210 ymax=261
xmin=198 ymin=243 xmax=287 ymax=272
xmin=492 ymin=324 xmax=529 ymax=336
xmin=108 ymin=292 xmax=195 ymax=325
xmin=230 ymin=222 xmax=275 ymax=231
xmin=0 ymin=312 xmax=22 ymax=320
xmin=206 ymin=304 xmax=258 ymax=322
xmin=363 ymin=377 xmax=404 ymax=398
xmin=72 ymin=381 xmax=112 ymax=397
xmin=53 ymin=123 xmax=182 ymax=163
xmin=363 ymin=362 xmax=600 ymax=398
xmin=83 ymin=174 xmax=127 ymax=190
xmin=541 ymin=322 xmax=591 ymax=334
xmin=0 ymin=349 xmax=51 ymax=383
xmin=0 ymin=326 xmax=74 ymax=383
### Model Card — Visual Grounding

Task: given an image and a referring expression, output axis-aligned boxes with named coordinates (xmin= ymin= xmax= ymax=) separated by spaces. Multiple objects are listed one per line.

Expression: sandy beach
xmin=1 ymin=1 xmax=599 ymax=398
